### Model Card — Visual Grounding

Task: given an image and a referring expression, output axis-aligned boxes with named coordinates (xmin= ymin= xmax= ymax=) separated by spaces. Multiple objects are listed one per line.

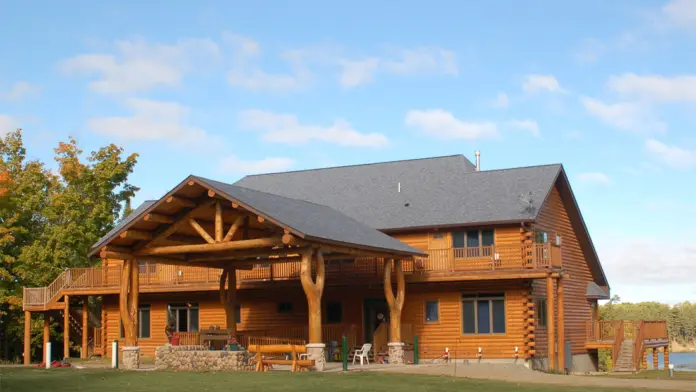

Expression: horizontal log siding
xmin=533 ymin=186 xmax=594 ymax=356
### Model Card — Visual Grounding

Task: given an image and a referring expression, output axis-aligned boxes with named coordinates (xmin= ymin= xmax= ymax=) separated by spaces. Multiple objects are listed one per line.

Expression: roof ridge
xmin=239 ymin=154 xmax=473 ymax=178
xmin=468 ymin=163 xmax=562 ymax=174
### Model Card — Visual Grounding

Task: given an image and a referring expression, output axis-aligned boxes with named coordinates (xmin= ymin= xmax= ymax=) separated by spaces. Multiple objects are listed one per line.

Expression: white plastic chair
xmin=352 ymin=343 xmax=372 ymax=365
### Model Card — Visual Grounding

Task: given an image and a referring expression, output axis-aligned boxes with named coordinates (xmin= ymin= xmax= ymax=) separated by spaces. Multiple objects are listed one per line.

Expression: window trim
xmin=460 ymin=293 xmax=507 ymax=335
xmin=424 ymin=300 xmax=440 ymax=323
xmin=537 ymin=298 xmax=548 ymax=328
xmin=167 ymin=303 xmax=200 ymax=333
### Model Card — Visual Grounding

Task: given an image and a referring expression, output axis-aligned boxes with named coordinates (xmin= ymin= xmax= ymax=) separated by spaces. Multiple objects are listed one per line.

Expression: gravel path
xmin=376 ymin=363 xmax=696 ymax=391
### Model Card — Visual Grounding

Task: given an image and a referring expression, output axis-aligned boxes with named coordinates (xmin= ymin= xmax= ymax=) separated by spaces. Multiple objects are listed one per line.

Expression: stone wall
xmin=155 ymin=345 xmax=254 ymax=372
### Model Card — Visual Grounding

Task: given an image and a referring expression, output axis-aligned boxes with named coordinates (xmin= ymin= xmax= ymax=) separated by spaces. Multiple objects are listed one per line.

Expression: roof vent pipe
xmin=475 ymin=150 xmax=481 ymax=171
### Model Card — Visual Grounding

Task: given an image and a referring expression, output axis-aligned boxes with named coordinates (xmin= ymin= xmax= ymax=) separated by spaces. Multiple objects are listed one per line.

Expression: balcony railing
xmin=23 ymin=244 xmax=561 ymax=308
xmin=586 ymin=320 xmax=668 ymax=342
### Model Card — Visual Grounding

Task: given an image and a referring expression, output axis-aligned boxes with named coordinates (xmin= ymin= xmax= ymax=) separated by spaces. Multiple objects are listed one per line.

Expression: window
xmin=433 ymin=232 xmax=445 ymax=239
xmin=325 ymin=302 xmax=342 ymax=323
xmin=277 ymin=302 xmax=293 ymax=313
xmin=120 ymin=305 xmax=151 ymax=338
xmin=535 ymin=230 xmax=548 ymax=244
xmin=537 ymin=298 xmax=548 ymax=328
xmin=452 ymin=229 xmax=495 ymax=257
xmin=235 ymin=305 xmax=241 ymax=324
xmin=461 ymin=293 xmax=506 ymax=334
xmin=425 ymin=300 xmax=439 ymax=322
xmin=167 ymin=303 xmax=199 ymax=333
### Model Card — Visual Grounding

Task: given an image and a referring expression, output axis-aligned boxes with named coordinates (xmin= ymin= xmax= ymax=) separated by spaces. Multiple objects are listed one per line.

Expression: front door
xmin=363 ymin=299 xmax=389 ymax=343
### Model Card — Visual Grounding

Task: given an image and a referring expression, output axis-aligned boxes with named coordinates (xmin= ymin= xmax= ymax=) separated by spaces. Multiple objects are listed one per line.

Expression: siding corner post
xmin=545 ymin=275 xmax=556 ymax=371
xmin=557 ymin=277 xmax=565 ymax=373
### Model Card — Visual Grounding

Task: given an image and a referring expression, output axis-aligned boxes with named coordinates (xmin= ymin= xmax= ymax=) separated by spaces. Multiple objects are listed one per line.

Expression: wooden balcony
xmin=23 ymin=243 xmax=561 ymax=310
xmin=586 ymin=320 xmax=668 ymax=349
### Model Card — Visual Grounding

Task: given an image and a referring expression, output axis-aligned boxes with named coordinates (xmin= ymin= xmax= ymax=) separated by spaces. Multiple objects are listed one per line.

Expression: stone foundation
xmin=122 ymin=346 xmax=140 ymax=370
xmin=388 ymin=342 xmax=405 ymax=364
xmin=306 ymin=343 xmax=326 ymax=371
xmin=155 ymin=345 xmax=254 ymax=371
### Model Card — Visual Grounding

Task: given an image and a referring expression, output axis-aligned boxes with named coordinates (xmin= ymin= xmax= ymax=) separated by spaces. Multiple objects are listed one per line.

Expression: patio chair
xmin=352 ymin=343 xmax=372 ymax=365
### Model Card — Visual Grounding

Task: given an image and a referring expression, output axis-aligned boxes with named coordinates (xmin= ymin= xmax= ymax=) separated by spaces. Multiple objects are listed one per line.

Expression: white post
xmin=112 ymin=341 xmax=118 ymax=368
xmin=45 ymin=342 xmax=51 ymax=369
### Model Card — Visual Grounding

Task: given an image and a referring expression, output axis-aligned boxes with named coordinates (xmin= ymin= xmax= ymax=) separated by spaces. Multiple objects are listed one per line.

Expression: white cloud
xmin=493 ymin=93 xmax=509 ymax=109
xmin=404 ymin=109 xmax=498 ymax=140
xmin=607 ymin=73 xmax=696 ymax=102
xmin=61 ymin=38 xmax=220 ymax=93
xmin=645 ymin=138 xmax=696 ymax=170
xmin=523 ymin=74 xmax=568 ymax=94
xmin=223 ymin=33 xmax=261 ymax=57
xmin=0 ymin=114 xmax=19 ymax=136
xmin=577 ymin=172 xmax=612 ymax=186
xmin=580 ymin=96 xmax=665 ymax=133
xmin=662 ymin=0 xmax=696 ymax=32
xmin=87 ymin=98 xmax=210 ymax=148
xmin=338 ymin=58 xmax=380 ymax=88
xmin=0 ymin=82 xmax=40 ymax=101
xmin=238 ymin=109 xmax=388 ymax=147
xmin=506 ymin=119 xmax=540 ymax=137
xmin=220 ymin=155 xmax=294 ymax=174
xmin=227 ymin=68 xmax=310 ymax=92
xmin=380 ymin=47 xmax=458 ymax=76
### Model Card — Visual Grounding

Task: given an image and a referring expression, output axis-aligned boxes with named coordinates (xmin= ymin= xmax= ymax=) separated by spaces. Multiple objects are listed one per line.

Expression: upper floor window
xmin=452 ymin=230 xmax=495 ymax=248
xmin=535 ymin=230 xmax=548 ymax=244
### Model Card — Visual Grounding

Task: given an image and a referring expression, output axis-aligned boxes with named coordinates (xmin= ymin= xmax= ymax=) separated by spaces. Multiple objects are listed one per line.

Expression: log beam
xmin=215 ymin=201 xmax=223 ymax=243
xmin=384 ymin=259 xmax=405 ymax=343
xmin=144 ymin=199 xmax=216 ymax=248
xmin=81 ymin=300 xmax=88 ymax=359
xmin=119 ymin=230 xmax=153 ymax=241
xmin=136 ymin=236 xmax=283 ymax=256
xmin=222 ymin=216 xmax=244 ymax=242
xmin=546 ymin=275 xmax=556 ymax=371
xmin=23 ymin=311 xmax=31 ymax=365
xmin=220 ymin=267 xmax=237 ymax=336
xmin=189 ymin=218 xmax=215 ymax=244
xmin=144 ymin=213 xmax=174 ymax=224
xmin=300 ymin=249 xmax=325 ymax=343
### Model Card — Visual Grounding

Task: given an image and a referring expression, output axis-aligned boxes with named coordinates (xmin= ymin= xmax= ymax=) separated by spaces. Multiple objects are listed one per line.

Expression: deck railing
xmin=23 ymin=244 xmax=561 ymax=308
xmin=586 ymin=320 xmax=668 ymax=343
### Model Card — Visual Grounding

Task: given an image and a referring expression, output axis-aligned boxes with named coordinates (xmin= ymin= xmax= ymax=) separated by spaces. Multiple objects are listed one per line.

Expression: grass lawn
xmin=0 ymin=367 xmax=677 ymax=392
xmin=605 ymin=369 xmax=696 ymax=381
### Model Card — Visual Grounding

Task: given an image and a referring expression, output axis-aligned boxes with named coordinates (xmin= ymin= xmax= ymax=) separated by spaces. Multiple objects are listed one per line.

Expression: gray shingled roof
xmin=586 ymin=282 xmax=610 ymax=299
xmin=195 ymin=176 xmax=425 ymax=256
xmin=234 ymin=155 xmax=562 ymax=231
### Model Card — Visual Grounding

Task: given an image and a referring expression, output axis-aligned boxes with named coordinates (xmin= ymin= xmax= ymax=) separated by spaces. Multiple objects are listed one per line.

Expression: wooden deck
xmin=585 ymin=320 xmax=669 ymax=370
xmin=23 ymin=243 xmax=561 ymax=311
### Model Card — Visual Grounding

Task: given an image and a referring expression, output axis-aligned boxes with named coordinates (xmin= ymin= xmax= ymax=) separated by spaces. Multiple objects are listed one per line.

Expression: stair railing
xmin=611 ymin=321 xmax=625 ymax=370
xmin=632 ymin=320 xmax=645 ymax=370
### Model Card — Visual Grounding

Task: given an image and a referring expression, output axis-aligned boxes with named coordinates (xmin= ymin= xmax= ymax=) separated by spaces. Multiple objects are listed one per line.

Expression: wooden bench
xmin=199 ymin=329 xmax=231 ymax=350
xmin=248 ymin=344 xmax=314 ymax=372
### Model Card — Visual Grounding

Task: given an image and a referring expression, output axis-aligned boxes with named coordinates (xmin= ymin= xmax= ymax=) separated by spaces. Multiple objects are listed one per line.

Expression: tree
xmin=0 ymin=129 xmax=139 ymax=361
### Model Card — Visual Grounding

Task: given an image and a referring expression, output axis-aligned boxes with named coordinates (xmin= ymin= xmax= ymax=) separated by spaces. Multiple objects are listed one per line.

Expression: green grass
xmin=605 ymin=369 xmax=696 ymax=381
xmin=0 ymin=368 xmax=677 ymax=392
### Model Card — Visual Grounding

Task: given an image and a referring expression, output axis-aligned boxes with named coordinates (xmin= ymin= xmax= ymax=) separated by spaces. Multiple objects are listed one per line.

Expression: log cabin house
xmin=22 ymin=154 xmax=669 ymax=372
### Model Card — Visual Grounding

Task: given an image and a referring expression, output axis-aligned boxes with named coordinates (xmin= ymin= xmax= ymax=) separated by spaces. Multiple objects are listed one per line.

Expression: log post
xmin=664 ymin=345 xmax=669 ymax=369
xmin=557 ymin=277 xmax=565 ymax=373
xmin=642 ymin=347 xmax=648 ymax=370
xmin=215 ymin=200 xmax=223 ymax=242
xmin=652 ymin=348 xmax=659 ymax=370
xmin=219 ymin=267 xmax=238 ymax=336
xmin=384 ymin=259 xmax=406 ymax=364
xmin=119 ymin=259 xmax=140 ymax=369
xmin=81 ymin=299 xmax=89 ymax=359
xmin=43 ymin=313 xmax=50 ymax=363
xmin=119 ymin=260 xmax=133 ymax=345
xmin=24 ymin=311 xmax=31 ymax=365
xmin=546 ymin=275 xmax=556 ymax=371
xmin=128 ymin=260 xmax=139 ymax=347
xmin=300 ymin=249 xmax=326 ymax=371
xmin=64 ymin=295 xmax=70 ymax=359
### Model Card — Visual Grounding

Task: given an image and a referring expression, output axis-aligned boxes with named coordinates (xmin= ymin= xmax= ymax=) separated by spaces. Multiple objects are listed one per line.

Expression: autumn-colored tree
xmin=0 ymin=129 xmax=138 ymax=361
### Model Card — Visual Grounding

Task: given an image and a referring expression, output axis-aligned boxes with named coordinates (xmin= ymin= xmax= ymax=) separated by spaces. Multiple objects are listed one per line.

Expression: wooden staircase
xmin=613 ymin=339 xmax=635 ymax=372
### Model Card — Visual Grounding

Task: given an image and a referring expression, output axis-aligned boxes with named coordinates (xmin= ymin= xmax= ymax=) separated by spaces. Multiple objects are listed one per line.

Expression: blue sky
xmin=1 ymin=0 xmax=695 ymax=303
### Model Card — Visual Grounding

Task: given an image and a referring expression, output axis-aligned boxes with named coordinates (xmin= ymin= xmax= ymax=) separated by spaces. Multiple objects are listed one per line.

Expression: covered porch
xmin=23 ymin=175 xmax=424 ymax=370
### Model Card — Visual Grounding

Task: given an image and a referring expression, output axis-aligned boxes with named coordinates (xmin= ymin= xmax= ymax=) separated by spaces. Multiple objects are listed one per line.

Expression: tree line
xmin=0 ymin=129 xmax=137 ymax=362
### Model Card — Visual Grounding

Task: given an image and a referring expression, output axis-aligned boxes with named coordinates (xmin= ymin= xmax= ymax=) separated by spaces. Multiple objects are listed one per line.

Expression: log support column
xmin=43 ymin=313 xmax=50 ymax=363
xmin=220 ymin=266 xmax=238 ymax=337
xmin=652 ymin=348 xmax=659 ymax=370
xmin=546 ymin=275 xmax=556 ymax=371
xmin=664 ymin=346 xmax=669 ymax=369
xmin=300 ymin=249 xmax=325 ymax=371
xmin=23 ymin=311 xmax=31 ymax=365
xmin=384 ymin=259 xmax=406 ymax=365
xmin=81 ymin=299 xmax=89 ymax=359
xmin=557 ymin=277 xmax=565 ymax=373
xmin=119 ymin=259 xmax=140 ymax=369
xmin=642 ymin=348 xmax=648 ymax=370
xmin=64 ymin=295 xmax=70 ymax=359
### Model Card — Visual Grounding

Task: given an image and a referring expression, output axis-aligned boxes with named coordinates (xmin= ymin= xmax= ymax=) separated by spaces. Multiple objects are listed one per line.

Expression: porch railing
xmin=23 ymin=244 xmax=561 ymax=309
xmin=586 ymin=320 xmax=668 ymax=343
